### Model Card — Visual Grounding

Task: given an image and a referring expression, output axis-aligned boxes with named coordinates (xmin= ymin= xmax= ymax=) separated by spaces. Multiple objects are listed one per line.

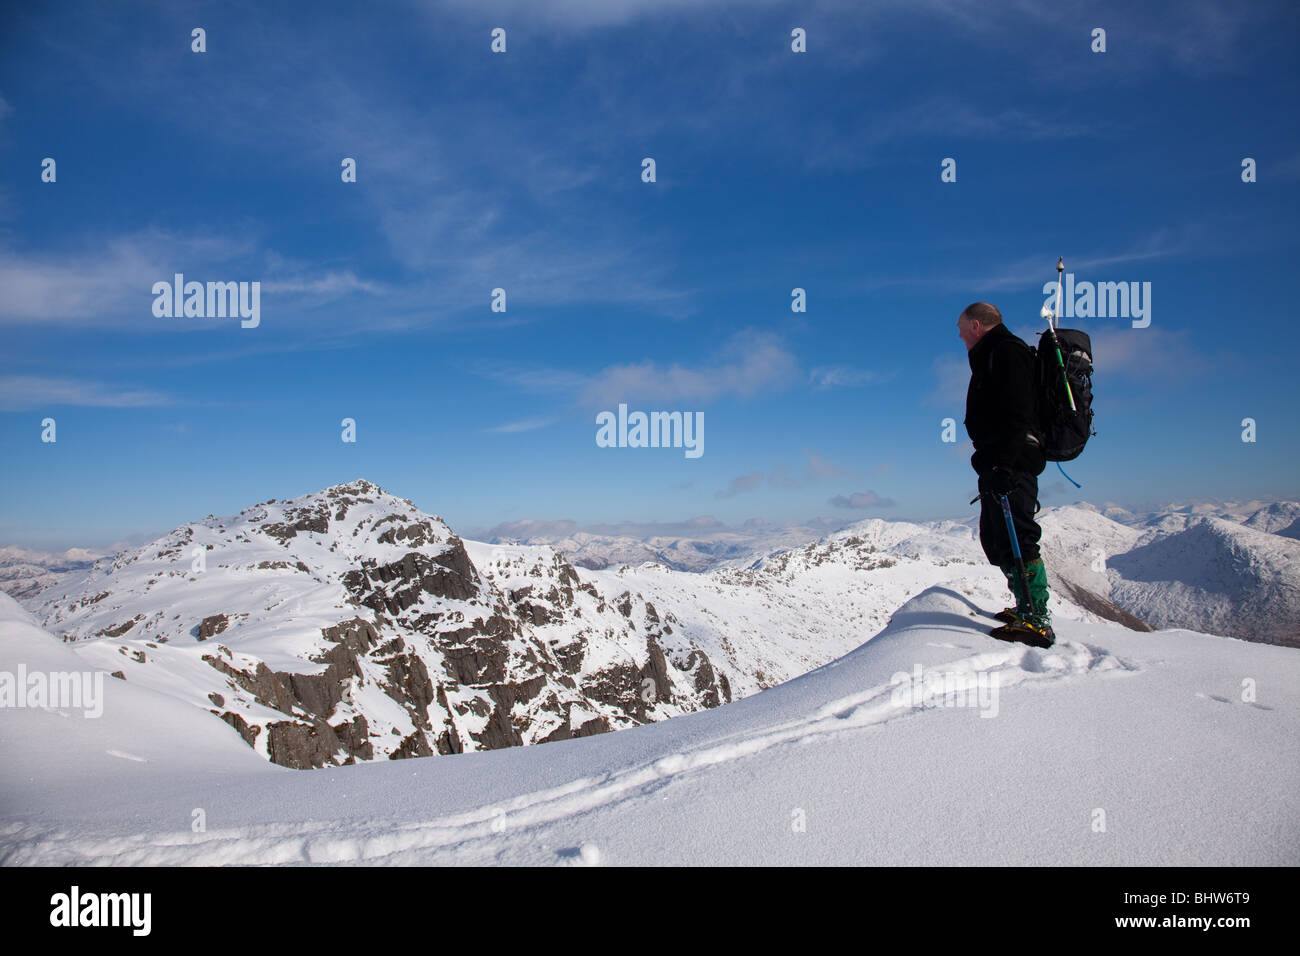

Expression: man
xmin=959 ymin=301 xmax=1055 ymax=647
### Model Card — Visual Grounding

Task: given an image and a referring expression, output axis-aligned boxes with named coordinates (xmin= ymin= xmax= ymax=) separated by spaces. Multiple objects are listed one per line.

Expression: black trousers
xmin=976 ymin=470 xmax=1042 ymax=566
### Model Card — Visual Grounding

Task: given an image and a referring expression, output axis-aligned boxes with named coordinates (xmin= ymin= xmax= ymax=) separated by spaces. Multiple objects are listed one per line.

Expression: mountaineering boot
xmin=989 ymin=617 xmax=1056 ymax=648
xmin=990 ymin=558 xmax=1054 ymax=645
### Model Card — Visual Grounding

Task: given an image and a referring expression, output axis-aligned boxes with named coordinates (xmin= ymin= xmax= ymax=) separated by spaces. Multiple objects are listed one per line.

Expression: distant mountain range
xmin=0 ymin=546 xmax=101 ymax=601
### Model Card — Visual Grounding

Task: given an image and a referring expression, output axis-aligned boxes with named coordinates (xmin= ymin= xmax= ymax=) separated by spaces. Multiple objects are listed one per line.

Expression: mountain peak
xmin=323 ymin=478 xmax=384 ymax=497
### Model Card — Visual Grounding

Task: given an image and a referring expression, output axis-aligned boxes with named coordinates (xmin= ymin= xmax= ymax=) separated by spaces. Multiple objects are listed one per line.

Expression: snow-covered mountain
xmin=10 ymin=480 xmax=1115 ymax=772
xmin=1038 ymin=504 xmax=1300 ymax=647
xmin=11 ymin=482 xmax=1297 ymax=776
xmin=4 ymin=585 xmax=1296 ymax=866
xmin=478 ymin=498 xmax=1300 ymax=647
xmin=26 ymin=481 xmax=732 ymax=768
xmin=1107 ymin=517 xmax=1300 ymax=646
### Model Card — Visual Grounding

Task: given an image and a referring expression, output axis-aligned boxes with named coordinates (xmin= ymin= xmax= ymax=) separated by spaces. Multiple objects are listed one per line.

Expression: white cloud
xmin=580 ymin=329 xmax=799 ymax=407
xmin=0 ymin=231 xmax=251 ymax=324
xmin=486 ymin=417 xmax=558 ymax=434
xmin=715 ymin=471 xmax=766 ymax=499
xmin=0 ymin=230 xmax=385 ymax=325
xmin=0 ymin=375 xmax=174 ymax=410
xmin=439 ymin=0 xmax=785 ymax=30
xmin=829 ymin=491 xmax=896 ymax=509
xmin=809 ymin=366 xmax=885 ymax=389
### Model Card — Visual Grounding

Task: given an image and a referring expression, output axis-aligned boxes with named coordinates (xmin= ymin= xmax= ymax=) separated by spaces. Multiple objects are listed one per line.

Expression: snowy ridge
xmin=3 ymin=586 xmax=1296 ymax=866
xmin=9 ymin=481 xmax=1298 ymax=777
xmin=480 ymin=498 xmax=1300 ymax=646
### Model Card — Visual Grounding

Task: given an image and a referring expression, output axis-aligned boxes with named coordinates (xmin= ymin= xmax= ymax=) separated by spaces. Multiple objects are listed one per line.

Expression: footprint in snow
xmin=556 ymin=842 xmax=601 ymax=866
xmin=1019 ymin=649 xmax=1046 ymax=674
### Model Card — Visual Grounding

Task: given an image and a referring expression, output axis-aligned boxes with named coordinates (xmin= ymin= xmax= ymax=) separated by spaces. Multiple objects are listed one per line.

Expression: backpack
xmin=985 ymin=329 xmax=1095 ymax=462
xmin=1034 ymin=328 xmax=1094 ymax=461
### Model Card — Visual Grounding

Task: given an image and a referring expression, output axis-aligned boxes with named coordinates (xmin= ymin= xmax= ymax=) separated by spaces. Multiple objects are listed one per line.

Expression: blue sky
xmin=2 ymin=0 xmax=1298 ymax=550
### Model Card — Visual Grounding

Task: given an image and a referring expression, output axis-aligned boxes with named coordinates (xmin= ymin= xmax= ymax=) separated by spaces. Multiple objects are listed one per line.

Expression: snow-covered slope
xmin=1033 ymin=504 xmax=1300 ymax=646
xmin=1107 ymin=517 xmax=1300 ymax=646
xmin=24 ymin=481 xmax=732 ymax=768
xmin=3 ymin=586 xmax=1295 ymax=866
xmin=14 ymin=481 xmax=1047 ymax=770
xmin=13 ymin=482 xmax=1297 ymax=779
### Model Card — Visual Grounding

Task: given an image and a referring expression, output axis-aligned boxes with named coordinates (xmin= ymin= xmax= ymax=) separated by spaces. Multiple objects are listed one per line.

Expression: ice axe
xmin=999 ymin=493 xmax=1033 ymax=616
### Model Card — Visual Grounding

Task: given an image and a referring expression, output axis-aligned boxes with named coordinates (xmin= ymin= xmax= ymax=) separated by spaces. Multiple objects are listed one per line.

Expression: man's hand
xmin=986 ymin=466 xmax=1015 ymax=495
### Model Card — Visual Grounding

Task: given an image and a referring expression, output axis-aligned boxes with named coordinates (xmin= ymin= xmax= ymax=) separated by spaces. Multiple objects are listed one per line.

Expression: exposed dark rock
xmin=100 ymin=615 xmax=144 ymax=637
xmin=267 ymin=718 xmax=344 ymax=769
xmin=643 ymin=635 xmax=674 ymax=704
xmin=375 ymin=518 xmax=440 ymax=549
xmin=550 ymin=638 xmax=585 ymax=675
xmin=381 ymin=651 xmax=436 ymax=729
xmin=473 ymin=702 xmax=524 ymax=749
xmin=390 ymin=730 xmax=434 ymax=759
xmin=332 ymin=715 xmax=373 ymax=761
xmin=517 ymin=601 xmax=553 ymax=625
xmin=198 ymin=613 xmax=230 ymax=640
xmin=342 ymin=544 xmax=480 ymax=614
xmin=219 ymin=710 xmax=260 ymax=747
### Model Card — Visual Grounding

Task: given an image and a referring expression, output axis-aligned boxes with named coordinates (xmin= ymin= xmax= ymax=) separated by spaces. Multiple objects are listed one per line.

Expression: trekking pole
xmin=998 ymin=493 xmax=1033 ymax=615
xmin=1041 ymin=257 xmax=1077 ymax=412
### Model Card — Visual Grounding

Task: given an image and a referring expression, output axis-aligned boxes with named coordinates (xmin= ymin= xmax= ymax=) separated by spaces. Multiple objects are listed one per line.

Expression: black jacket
xmin=964 ymin=323 xmax=1046 ymax=476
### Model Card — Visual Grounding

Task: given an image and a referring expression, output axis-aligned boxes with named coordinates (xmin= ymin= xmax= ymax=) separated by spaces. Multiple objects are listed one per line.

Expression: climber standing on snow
xmin=958 ymin=302 xmax=1055 ymax=647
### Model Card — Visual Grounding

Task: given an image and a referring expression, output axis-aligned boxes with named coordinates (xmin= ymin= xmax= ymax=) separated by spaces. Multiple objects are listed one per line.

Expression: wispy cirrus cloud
xmin=0 ymin=230 xmax=384 ymax=325
xmin=580 ymin=329 xmax=800 ymax=407
xmin=478 ymin=329 xmax=801 ymax=408
xmin=861 ymin=229 xmax=1209 ymax=299
xmin=440 ymin=0 xmax=786 ymax=30
xmin=486 ymin=417 xmax=558 ymax=434
xmin=0 ymin=375 xmax=175 ymax=410
xmin=0 ymin=231 xmax=252 ymax=324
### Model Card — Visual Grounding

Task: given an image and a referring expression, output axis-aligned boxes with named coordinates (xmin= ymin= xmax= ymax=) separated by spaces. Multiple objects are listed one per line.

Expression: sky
xmin=1 ymin=0 xmax=1298 ymax=551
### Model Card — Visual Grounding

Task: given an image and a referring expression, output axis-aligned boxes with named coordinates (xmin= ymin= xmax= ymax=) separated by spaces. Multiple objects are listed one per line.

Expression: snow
xmin=4 ymin=586 xmax=1296 ymax=866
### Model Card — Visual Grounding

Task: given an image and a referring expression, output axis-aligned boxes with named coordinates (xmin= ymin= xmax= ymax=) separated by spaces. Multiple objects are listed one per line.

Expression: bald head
xmin=958 ymin=301 xmax=1002 ymax=350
